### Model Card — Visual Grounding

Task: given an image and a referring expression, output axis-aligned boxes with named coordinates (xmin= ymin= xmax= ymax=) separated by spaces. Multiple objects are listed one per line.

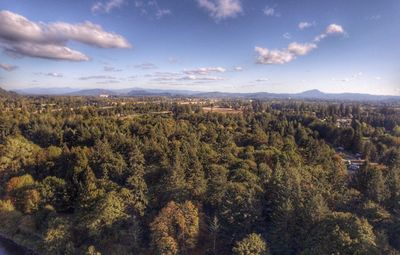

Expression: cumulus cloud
xmin=287 ymin=42 xmax=317 ymax=55
xmin=47 ymin=22 xmax=131 ymax=48
xmin=91 ymin=0 xmax=125 ymax=13
xmin=0 ymin=10 xmax=131 ymax=61
xmin=233 ymin=66 xmax=243 ymax=71
xmin=314 ymin=24 xmax=345 ymax=42
xmin=0 ymin=63 xmax=18 ymax=71
xmin=256 ymin=24 xmax=345 ymax=64
xmin=298 ymin=21 xmax=315 ymax=30
xmin=326 ymin=24 xmax=344 ymax=34
xmin=3 ymin=43 xmax=90 ymax=61
xmin=255 ymin=42 xmax=316 ymax=64
xmin=183 ymin=67 xmax=226 ymax=75
xmin=197 ymin=0 xmax=242 ymax=20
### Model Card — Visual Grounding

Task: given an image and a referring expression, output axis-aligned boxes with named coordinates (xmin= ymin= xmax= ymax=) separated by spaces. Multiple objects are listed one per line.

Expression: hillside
xmin=0 ymin=87 xmax=17 ymax=97
xmin=13 ymin=87 xmax=400 ymax=101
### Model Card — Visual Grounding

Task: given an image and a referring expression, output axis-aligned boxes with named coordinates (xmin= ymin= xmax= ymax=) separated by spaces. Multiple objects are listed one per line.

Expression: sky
xmin=0 ymin=0 xmax=399 ymax=95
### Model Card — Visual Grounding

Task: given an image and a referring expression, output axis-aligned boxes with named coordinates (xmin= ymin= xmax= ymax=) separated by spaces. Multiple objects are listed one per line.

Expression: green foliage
xmin=303 ymin=212 xmax=378 ymax=255
xmin=353 ymin=164 xmax=388 ymax=203
xmin=42 ymin=217 xmax=75 ymax=255
xmin=0 ymin=97 xmax=399 ymax=254
xmin=233 ymin=233 xmax=268 ymax=255
xmin=151 ymin=201 xmax=199 ymax=255
xmin=84 ymin=191 xmax=129 ymax=238
xmin=40 ymin=176 xmax=69 ymax=212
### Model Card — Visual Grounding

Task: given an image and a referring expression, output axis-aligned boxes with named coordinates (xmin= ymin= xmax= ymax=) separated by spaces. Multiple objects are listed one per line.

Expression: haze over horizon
xmin=0 ymin=0 xmax=399 ymax=95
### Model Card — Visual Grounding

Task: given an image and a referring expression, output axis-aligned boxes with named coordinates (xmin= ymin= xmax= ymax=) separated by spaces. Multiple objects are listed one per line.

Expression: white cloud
xmin=183 ymin=67 xmax=226 ymax=75
xmin=233 ymin=66 xmax=243 ymax=71
xmin=313 ymin=34 xmax=327 ymax=42
xmin=255 ymin=47 xmax=294 ymax=64
xmin=133 ymin=0 xmax=172 ymax=19
xmin=179 ymin=75 xmax=224 ymax=81
xmin=91 ymin=0 xmax=125 ymax=13
xmin=255 ymin=42 xmax=316 ymax=65
xmin=298 ymin=21 xmax=315 ymax=30
xmin=0 ymin=10 xmax=131 ymax=61
xmin=36 ymin=72 xmax=63 ymax=77
xmin=263 ymin=6 xmax=280 ymax=17
xmin=287 ymin=42 xmax=317 ymax=55
xmin=79 ymin=75 xmax=117 ymax=80
xmin=4 ymin=43 xmax=90 ymax=61
xmin=0 ymin=63 xmax=17 ymax=71
xmin=156 ymin=9 xmax=172 ymax=19
xmin=47 ymin=22 xmax=131 ymax=48
xmin=47 ymin=72 xmax=63 ymax=77
xmin=263 ymin=6 xmax=274 ymax=16
xmin=197 ymin=0 xmax=242 ymax=20
xmin=326 ymin=24 xmax=344 ymax=34
xmin=314 ymin=24 xmax=345 ymax=42
xmin=255 ymin=78 xmax=269 ymax=82
xmin=256 ymin=24 xmax=345 ymax=64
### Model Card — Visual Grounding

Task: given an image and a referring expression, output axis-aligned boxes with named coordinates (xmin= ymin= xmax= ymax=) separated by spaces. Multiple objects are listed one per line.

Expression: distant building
xmin=99 ymin=94 xmax=109 ymax=98
xmin=336 ymin=118 xmax=352 ymax=127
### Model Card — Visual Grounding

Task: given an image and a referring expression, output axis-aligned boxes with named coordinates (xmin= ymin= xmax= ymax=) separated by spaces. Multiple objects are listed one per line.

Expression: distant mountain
xmin=67 ymin=89 xmax=117 ymax=96
xmin=13 ymin=87 xmax=79 ymax=95
xmin=193 ymin=89 xmax=400 ymax=101
xmin=127 ymin=88 xmax=202 ymax=96
xmin=13 ymin=87 xmax=400 ymax=101
xmin=297 ymin=89 xmax=326 ymax=98
xmin=0 ymin=87 xmax=17 ymax=97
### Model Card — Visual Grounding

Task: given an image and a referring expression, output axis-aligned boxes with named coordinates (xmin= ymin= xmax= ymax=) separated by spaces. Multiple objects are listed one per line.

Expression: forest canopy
xmin=0 ymin=95 xmax=399 ymax=255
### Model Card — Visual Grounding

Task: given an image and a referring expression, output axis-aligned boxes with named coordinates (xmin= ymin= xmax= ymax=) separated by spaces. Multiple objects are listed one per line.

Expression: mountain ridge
xmin=9 ymin=87 xmax=400 ymax=101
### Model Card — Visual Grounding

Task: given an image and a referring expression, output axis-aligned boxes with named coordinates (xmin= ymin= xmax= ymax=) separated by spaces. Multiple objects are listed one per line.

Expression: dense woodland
xmin=0 ymin=92 xmax=399 ymax=255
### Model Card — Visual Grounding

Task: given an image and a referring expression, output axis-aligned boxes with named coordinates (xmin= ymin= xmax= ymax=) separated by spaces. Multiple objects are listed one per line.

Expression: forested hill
xmin=0 ymin=87 xmax=17 ymax=97
xmin=13 ymin=87 xmax=400 ymax=101
xmin=0 ymin=96 xmax=399 ymax=255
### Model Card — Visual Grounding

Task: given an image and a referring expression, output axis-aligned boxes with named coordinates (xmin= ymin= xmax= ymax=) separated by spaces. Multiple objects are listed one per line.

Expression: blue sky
xmin=0 ymin=0 xmax=399 ymax=95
